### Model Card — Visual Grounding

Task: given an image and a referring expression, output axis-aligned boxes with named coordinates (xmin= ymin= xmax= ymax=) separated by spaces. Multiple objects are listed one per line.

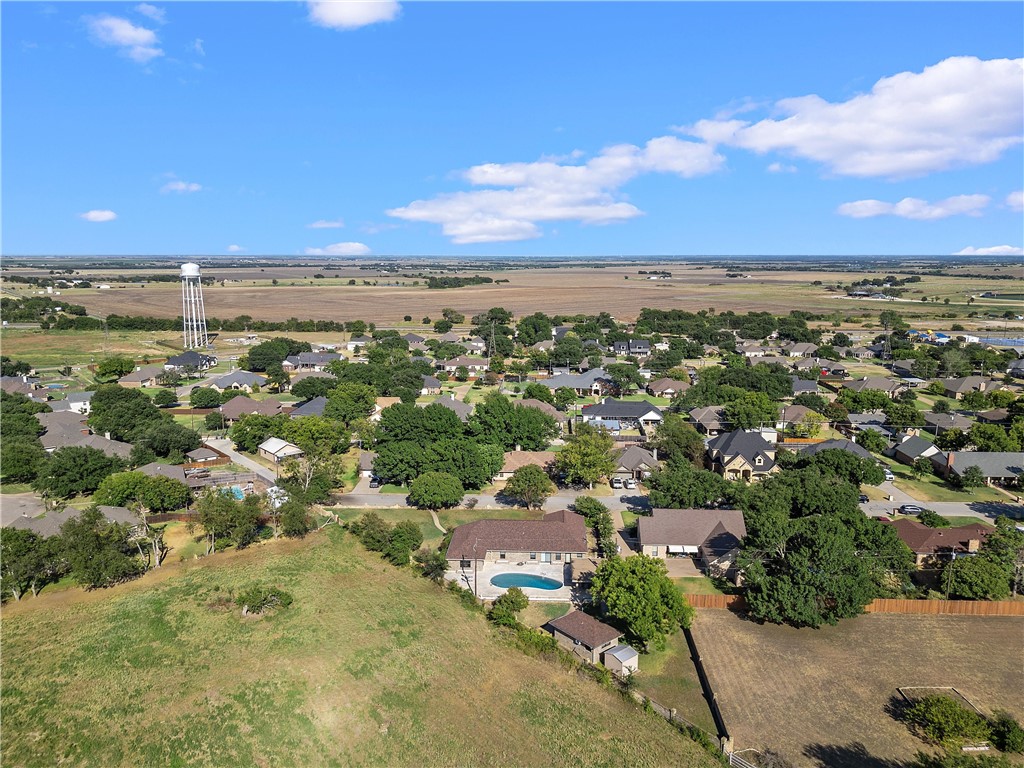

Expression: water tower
xmin=180 ymin=262 xmax=209 ymax=348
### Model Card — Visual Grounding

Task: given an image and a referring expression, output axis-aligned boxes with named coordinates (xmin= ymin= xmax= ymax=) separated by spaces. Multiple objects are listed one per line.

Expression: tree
xmin=911 ymin=456 xmax=934 ymax=479
xmin=96 ymin=356 xmax=136 ymax=380
xmin=591 ymin=555 xmax=693 ymax=649
xmin=291 ymin=376 xmax=336 ymax=401
xmin=724 ymin=392 xmax=780 ymax=430
xmin=134 ymin=421 xmax=202 ymax=458
xmin=324 ymin=383 xmax=376 ymax=425
xmin=935 ymin=428 xmax=969 ymax=451
xmin=960 ymin=391 xmax=990 ymax=412
xmin=488 ymin=586 xmax=529 ymax=627
xmin=413 ymin=548 xmax=448 ymax=582
xmin=188 ymin=387 xmax=223 ymax=409
xmin=33 ymin=446 xmax=124 ymax=499
xmin=0 ymin=438 xmax=47 ymax=483
xmin=511 ymin=405 xmax=560 ymax=451
xmin=522 ymin=382 xmax=554 ymax=404
xmin=195 ymin=489 xmax=262 ymax=554
xmin=0 ymin=356 xmax=32 ymax=377
xmin=385 ymin=520 xmax=424 ymax=566
xmin=60 ymin=506 xmax=143 ymax=588
xmin=980 ymin=516 xmax=1024 ymax=596
xmin=905 ymin=694 xmax=992 ymax=750
xmin=373 ymin=440 xmax=425 ymax=486
xmin=554 ymin=387 xmax=577 ymax=411
xmin=455 ymin=365 xmax=470 ymax=382
xmin=554 ymin=426 xmax=616 ymax=488
xmin=407 ymin=471 xmax=464 ymax=510
xmin=94 ymin=471 xmax=189 ymax=513
xmin=503 ymin=464 xmax=555 ymax=509
xmin=855 ymin=429 xmax=889 ymax=454
xmin=650 ymin=413 xmax=705 ymax=468
xmin=990 ymin=711 xmax=1024 ymax=753
xmin=152 ymin=389 xmax=177 ymax=407
xmin=790 ymin=412 xmax=825 ymax=439
xmin=88 ymin=383 xmax=165 ymax=441
xmin=551 ymin=334 xmax=585 ymax=367
xmin=941 ymin=555 xmax=1010 ymax=600
xmin=956 ymin=465 xmax=986 ymax=490
xmin=646 ymin=463 xmax=730 ymax=508
xmin=969 ymin=423 xmax=1018 ymax=452
xmin=0 ymin=529 xmax=47 ymax=600
xmin=606 ymin=363 xmax=644 ymax=394
xmin=884 ymin=401 xmax=925 ymax=429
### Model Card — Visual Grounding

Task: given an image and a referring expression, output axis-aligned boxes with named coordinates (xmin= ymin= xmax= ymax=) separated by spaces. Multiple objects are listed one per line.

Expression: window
xmin=555 ymin=553 xmax=562 ymax=561
xmin=499 ymin=552 xmax=506 ymax=560
xmin=459 ymin=560 xmax=471 ymax=569
xmin=530 ymin=553 xmax=537 ymax=560
xmin=755 ymin=456 xmax=763 ymax=466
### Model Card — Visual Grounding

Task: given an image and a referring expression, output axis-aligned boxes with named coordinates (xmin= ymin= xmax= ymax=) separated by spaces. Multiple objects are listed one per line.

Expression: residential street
xmin=205 ymin=438 xmax=278 ymax=484
xmin=860 ymin=481 xmax=1023 ymax=522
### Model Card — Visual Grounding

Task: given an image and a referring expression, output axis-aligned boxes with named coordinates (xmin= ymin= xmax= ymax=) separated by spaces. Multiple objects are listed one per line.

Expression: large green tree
xmin=60 ymin=506 xmax=144 ymax=588
xmin=88 ymin=384 xmax=166 ymax=442
xmin=1 ymin=438 xmax=48 ymax=483
xmin=646 ymin=463 xmax=730 ymax=509
xmin=502 ymin=464 xmax=555 ymax=509
xmin=591 ymin=555 xmax=693 ymax=649
xmin=554 ymin=426 xmax=616 ymax=488
xmin=407 ymin=471 xmax=464 ymax=511
xmin=33 ymin=446 xmax=124 ymax=499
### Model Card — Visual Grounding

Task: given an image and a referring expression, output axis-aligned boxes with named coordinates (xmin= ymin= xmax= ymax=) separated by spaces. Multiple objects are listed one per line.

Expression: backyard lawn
xmin=633 ymin=630 xmax=718 ymax=736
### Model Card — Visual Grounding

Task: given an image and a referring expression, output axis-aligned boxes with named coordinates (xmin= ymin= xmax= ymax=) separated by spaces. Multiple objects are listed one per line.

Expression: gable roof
xmin=689 ymin=406 xmax=727 ymax=429
xmin=614 ymin=446 xmax=658 ymax=472
xmin=582 ymin=398 xmax=663 ymax=421
xmin=940 ymin=376 xmax=991 ymax=393
xmin=211 ymin=370 xmax=266 ymax=389
xmin=889 ymin=518 xmax=992 ymax=555
xmin=289 ymin=396 xmax=327 ymax=418
xmin=943 ymin=452 xmax=1024 ymax=479
xmin=118 ymin=365 xmax=164 ymax=384
xmin=845 ymin=377 xmax=903 ymax=393
xmin=430 ymin=394 xmax=473 ymax=421
xmin=537 ymin=368 xmax=610 ymax=390
xmin=546 ymin=611 xmax=622 ymax=650
xmin=639 ymin=508 xmax=747 ymax=553
xmin=893 ymin=436 xmax=936 ymax=461
xmin=501 ymin=450 xmax=556 ymax=474
xmin=922 ymin=412 xmax=974 ymax=431
xmin=258 ymin=437 xmax=303 ymax=457
xmin=7 ymin=505 xmax=136 ymax=538
xmin=220 ymin=396 xmax=285 ymax=420
xmin=707 ymin=430 xmax=776 ymax=466
xmin=518 ymin=399 xmax=567 ymax=422
xmin=790 ymin=376 xmax=820 ymax=394
xmin=166 ymin=351 xmax=216 ymax=368
xmin=648 ymin=377 xmax=689 ymax=395
xmin=445 ymin=509 xmax=587 ymax=561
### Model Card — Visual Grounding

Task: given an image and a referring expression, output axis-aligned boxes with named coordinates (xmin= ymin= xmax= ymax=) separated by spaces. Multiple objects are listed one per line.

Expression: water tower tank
xmin=180 ymin=263 xmax=201 ymax=278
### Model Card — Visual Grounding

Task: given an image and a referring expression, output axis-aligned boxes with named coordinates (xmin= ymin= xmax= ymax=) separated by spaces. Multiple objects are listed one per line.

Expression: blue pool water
xmin=490 ymin=573 xmax=562 ymax=590
xmin=230 ymin=486 xmax=244 ymax=500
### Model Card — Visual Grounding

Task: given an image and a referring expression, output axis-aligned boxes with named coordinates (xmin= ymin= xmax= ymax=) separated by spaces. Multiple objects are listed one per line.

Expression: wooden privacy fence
xmin=685 ymin=592 xmax=1024 ymax=616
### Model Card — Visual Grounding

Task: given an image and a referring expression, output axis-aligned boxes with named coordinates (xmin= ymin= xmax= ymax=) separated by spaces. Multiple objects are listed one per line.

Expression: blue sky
xmin=2 ymin=1 xmax=1022 ymax=257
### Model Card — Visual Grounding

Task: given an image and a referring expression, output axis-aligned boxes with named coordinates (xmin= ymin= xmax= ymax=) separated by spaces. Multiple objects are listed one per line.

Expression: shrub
xmin=990 ymin=711 xmax=1024 ymax=753
xmin=905 ymin=694 xmax=991 ymax=749
xmin=235 ymin=585 xmax=294 ymax=615
xmin=488 ymin=586 xmax=529 ymax=627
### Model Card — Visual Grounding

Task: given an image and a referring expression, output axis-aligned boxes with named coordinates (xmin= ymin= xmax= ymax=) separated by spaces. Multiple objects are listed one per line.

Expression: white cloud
xmin=680 ymin=56 xmax=1023 ymax=178
xmin=388 ymin=137 xmax=724 ymax=244
xmin=161 ymin=180 xmax=202 ymax=194
xmin=79 ymin=209 xmax=117 ymax=222
xmin=954 ymin=245 xmax=1024 ymax=256
xmin=308 ymin=219 xmax=345 ymax=229
xmin=226 ymin=244 xmax=245 ymax=253
xmin=1007 ymin=190 xmax=1024 ymax=212
xmin=767 ymin=162 xmax=797 ymax=174
xmin=307 ymin=1 xmax=400 ymax=30
xmin=837 ymin=194 xmax=990 ymax=221
xmin=192 ymin=38 xmax=205 ymax=56
xmin=304 ymin=242 xmax=371 ymax=256
xmin=85 ymin=15 xmax=163 ymax=63
xmin=134 ymin=4 xmax=165 ymax=24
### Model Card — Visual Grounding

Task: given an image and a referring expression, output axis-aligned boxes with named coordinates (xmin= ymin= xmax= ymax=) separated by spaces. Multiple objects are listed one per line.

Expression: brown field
xmin=691 ymin=610 xmax=1024 ymax=767
xmin=12 ymin=262 xmax=1024 ymax=326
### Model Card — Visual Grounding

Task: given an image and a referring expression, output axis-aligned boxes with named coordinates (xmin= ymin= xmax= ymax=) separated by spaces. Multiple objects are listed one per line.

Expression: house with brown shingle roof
xmin=647 ymin=377 xmax=689 ymax=398
xmin=888 ymin=518 xmax=992 ymax=567
xmin=496 ymin=451 xmax=556 ymax=480
xmin=545 ymin=611 xmax=623 ymax=664
xmin=689 ymin=406 xmax=728 ymax=436
xmin=517 ymin=399 xmax=567 ymax=426
xmin=219 ymin=395 xmax=286 ymax=423
xmin=639 ymin=508 xmax=747 ymax=578
xmin=445 ymin=509 xmax=587 ymax=568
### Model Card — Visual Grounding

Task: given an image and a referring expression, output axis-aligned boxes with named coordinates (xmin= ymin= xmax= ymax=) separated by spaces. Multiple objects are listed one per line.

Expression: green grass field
xmin=1 ymin=530 xmax=717 ymax=768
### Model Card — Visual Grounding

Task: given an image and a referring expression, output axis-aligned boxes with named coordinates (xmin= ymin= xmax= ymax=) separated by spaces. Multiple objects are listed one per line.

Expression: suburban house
xmin=44 ymin=428 xmax=133 ymax=459
xmin=440 ymin=356 xmax=489 ymax=375
xmin=545 ymin=611 xmax=623 ymax=665
xmin=186 ymin=447 xmax=222 ymax=464
xmin=117 ymin=365 xmax=164 ymax=389
xmin=401 ymin=332 xmax=425 ymax=344
xmin=580 ymin=398 xmax=663 ymax=430
xmin=922 ymin=411 xmax=974 ymax=436
xmin=888 ymin=518 xmax=992 ymax=567
xmin=775 ymin=404 xmax=819 ymax=432
xmin=257 ymin=437 xmax=304 ymax=463
xmin=603 ymin=644 xmax=640 ymax=678
xmin=420 ymin=375 xmax=442 ymax=396
xmin=289 ymin=396 xmax=327 ymax=418
xmin=689 ymin=406 xmax=728 ymax=436
xmin=612 ymin=446 xmax=659 ymax=480
xmin=437 ymin=331 xmax=462 ymax=344
xmin=496 ymin=450 xmax=556 ymax=481
xmin=220 ymin=396 xmax=287 ymax=424
xmin=843 ymin=413 xmax=893 ymax=441
xmin=430 ymin=394 xmax=473 ymax=421
xmin=612 ymin=340 xmax=651 ymax=357
xmin=370 ymin=396 xmax=403 ymax=422
xmin=358 ymin=450 xmax=377 ymax=478
xmin=289 ymin=370 xmax=337 ymax=387
xmin=850 ymin=346 xmax=877 ymax=360
xmin=164 ymin=351 xmax=217 ymax=374
xmin=706 ymin=430 xmax=778 ymax=481
xmin=518 ymin=399 xmax=568 ymax=431
xmin=797 ymin=438 xmax=874 ymax=461
xmin=1007 ymin=359 xmax=1024 ymax=379
xmin=843 ymin=377 xmax=907 ymax=399
xmin=282 ymin=352 xmax=343 ymax=372
xmin=465 ymin=336 xmax=488 ymax=354
xmin=638 ymin=508 xmax=747 ymax=579
xmin=445 ymin=509 xmax=587 ymax=570
xmin=209 ymin=370 xmax=267 ymax=393
xmin=7 ymin=504 xmax=137 ymax=538
xmin=793 ymin=358 xmax=847 ymax=377
xmin=647 ymin=377 xmax=689 ymax=398
xmin=939 ymin=376 xmax=992 ymax=400
xmin=537 ymin=368 xmax=612 ymax=397
xmin=790 ymin=376 xmax=820 ymax=396
xmin=1 ymin=375 xmax=48 ymax=403
xmin=781 ymin=342 xmax=819 ymax=357
xmin=932 ymin=451 xmax=1024 ymax=486
xmin=346 ymin=335 xmax=373 ymax=352
xmin=890 ymin=435 xmax=941 ymax=466
xmin=63 ymin=391 xmax=94 ymax=415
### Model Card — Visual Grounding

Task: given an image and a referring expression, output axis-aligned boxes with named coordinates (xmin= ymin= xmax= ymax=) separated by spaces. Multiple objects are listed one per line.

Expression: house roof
xmin=65 ymin=391 xmax=95 ymax=403
xmin=639 ymin=508 xmax=747 ymax=554
xmin=606 ymin=644 xmax=639 ymax=663
xmin=893 ymin=436 xmax=936 ymax=461
xmin=430 ymin=394 xmax=473 ymax=421
xmin=348 ymin=335 xmax=373 ymax=344
xmin=0 ymin=495 xmax=46 ymax=528
xmin=798 ymin=439 xmax=874 ymax=461
xmin=845 ymin=377 xmax=903 ymax=393
xmin=943 ymin=452 xmax=1024 ymax=479
xmin=790 ymin=376 xmax=820 ymax=394
xmin=289 ymin=396 xmax=327 ymax=418
xmin=501 ymin=451 xmax=556 ymax=474
xmin=614 ymin=446 xmax=658 ymax=472
xmin=546 ymin=611 xmax=622 ymax=650
xmin=285 ymin=352 xmax=343 ymax=366
xmin=445 ymin=509 xmax=587 ymax=561
xmin=443 ymin=355 xmax=489 ymax=367
xmin=890 ymin=518 xmax=992 ymax=555
xmin=537 ymin=368 xmax=610 ymax=390
xmin=401 ymin=333 xmax=425 ymax=343
xmin=977 ymin=408 xmax=1010 ymax=424
xmin=648 ymin=377 xmax=689 ymax=395
xmin=421 ymin=375 xmax=441 ymax=389
xmin=518 ymin=399 xmax=567 ymax=422
xmin=186 ymin=447 xmax=220 ymax=461
xmin=44 ymin=431 xmax=133 ymax=459
xmin=211 ymin=370 xmax=266 ymax=389
xmin=358 ymin=450 xmax=377 ymax=472
xmin=258 ymin=437 xmax=303 ymax=457
xmin=290 ymin=370 xmax=337 ymax=384
xmin=779 ymin=404 xmax=815 ymax=423
xmin=922 ymin=412 xmax=973 ymax=431
xmin=582 ymin=398 xmax=663 ymax=421
xmin=118 ymin=365 xmax=164 ymax=384
xmin=940 ymin=376 xmax=990 ymax=393
xmin=689 ymin=406 xmax=727 ymax=429
xmin=35 ymin=410 xmax=88 ymax=432
xmin=166 ymin=351 xmax=216 ymax=368
xmin=220 ymin=396 xmax=285 ymax=420
xmin=707 ymin=431 xmax=776 ymax=467
xmin=137 ymin=462 xmax=199 ymax=487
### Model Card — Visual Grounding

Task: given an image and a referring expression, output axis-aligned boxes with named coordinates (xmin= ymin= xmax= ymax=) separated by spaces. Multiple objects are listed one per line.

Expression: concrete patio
xmin=446 ymin=560 xmax=579 ymax=602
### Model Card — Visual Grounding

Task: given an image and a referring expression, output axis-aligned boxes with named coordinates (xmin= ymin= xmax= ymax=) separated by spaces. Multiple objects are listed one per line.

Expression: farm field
xmin=0 ymin=529 xmax=719 ymax=768
xmin=691 ymin=610 xmax=1024 ymax=767
xmin=9 ymin=261 xmax=1024 ymax=327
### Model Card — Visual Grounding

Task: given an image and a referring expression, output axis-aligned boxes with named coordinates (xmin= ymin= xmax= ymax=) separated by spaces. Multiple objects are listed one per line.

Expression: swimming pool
xmin=489 ymin=573 xmax=563 ymax=590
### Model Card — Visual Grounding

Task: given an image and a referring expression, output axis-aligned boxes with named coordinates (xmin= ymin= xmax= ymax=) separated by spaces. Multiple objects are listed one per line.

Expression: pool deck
xmin=446 ymin=561 xmax=578 ymax=602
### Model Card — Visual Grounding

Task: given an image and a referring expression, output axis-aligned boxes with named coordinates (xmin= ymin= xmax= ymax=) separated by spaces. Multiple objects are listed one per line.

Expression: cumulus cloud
xmin=304 ymin=242 xmax=371 ymax=256
xmin=953 ymin=245 xmax=1024 ymax=256
xmin=680 ymin=56 xmax=1023 ymax=178
xmin=134 ymin=4 xmax=165 ymax=23
xmin=388 ymin=137 xmax=724 ymax=244
xmin=1007 ymin=190 xmax=1024 ymax=212
xmin=837 ymin=194 xmax=990 ymax=221
xmin=307 ymin=1 xmax=400 ymax=30
xmin=767 ymin=162 xmax=797 ymax=174
xmin=226 ymin=244 xmax=245 ymax=253
xmin=308 ymin=219 xmax=345 ymax=229
xmin=85 ymin=15 xmax=163 ymax=63
xmin=80 ymin=209 xmax=117 ymax=222
xmin=161 ymin=179 xmax=202 ymax=194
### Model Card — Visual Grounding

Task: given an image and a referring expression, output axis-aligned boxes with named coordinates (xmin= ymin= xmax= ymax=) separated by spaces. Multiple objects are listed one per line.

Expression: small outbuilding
xmin=602 ymin=644 xmax=639 ymax=678
xmin=258 ymin=437 xmax=304 ymax=463
xmin=545 ymin=610 xmax=622 ymax=664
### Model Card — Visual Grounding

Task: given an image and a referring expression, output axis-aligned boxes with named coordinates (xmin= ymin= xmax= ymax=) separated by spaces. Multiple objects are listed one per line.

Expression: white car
xmin=610 ymin=478 xmax=624 ymax=489
xmin=624 ymin=478 xmax=637 ymax=490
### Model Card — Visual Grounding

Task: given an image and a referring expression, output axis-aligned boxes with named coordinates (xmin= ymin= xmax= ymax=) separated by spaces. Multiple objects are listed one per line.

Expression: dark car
xmin=859 ymin=494 xmax=869 ymax=503
xmin=368 ymin=478 xmax=381 ymax=489
xmin=899 ymin=504 xmax=924 ymax=515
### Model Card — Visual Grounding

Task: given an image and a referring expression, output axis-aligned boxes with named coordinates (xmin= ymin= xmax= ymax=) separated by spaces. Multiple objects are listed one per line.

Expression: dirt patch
xmin=690 ymin=610 xmax=1024 ymax=767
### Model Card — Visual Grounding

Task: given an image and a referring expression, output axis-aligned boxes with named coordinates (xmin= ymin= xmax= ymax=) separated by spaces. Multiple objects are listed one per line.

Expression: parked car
xmin=900 ymin=504 xmax=924 ymax=515
xmin=368 ymin=477 xmax=381 ymax=489
xmin=624 ymin=478 xmax=637 ymax=490
xmin=883 ymin=470 xmax=895 ymax=481
xmin=859 ymin=494 xmax=869 ymax=503
xmin=610 ymin=477 xmax=624 ymax=489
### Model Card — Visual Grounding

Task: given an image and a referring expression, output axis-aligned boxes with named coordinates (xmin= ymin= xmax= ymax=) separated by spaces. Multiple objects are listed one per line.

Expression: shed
xmin=603 ymin=644 xmax=639 ymax=677
xmin=545 ymin=611 xmax=622 ymax=664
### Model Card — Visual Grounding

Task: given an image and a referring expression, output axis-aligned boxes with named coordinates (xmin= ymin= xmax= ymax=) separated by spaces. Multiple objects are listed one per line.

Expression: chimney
xmin=967 ymin=538 xmax=980 ymax=553
xmin=652 ymin=447 xmax=658 ymax=461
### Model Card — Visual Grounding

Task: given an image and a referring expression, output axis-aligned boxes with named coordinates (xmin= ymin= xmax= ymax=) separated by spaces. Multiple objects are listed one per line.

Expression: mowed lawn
xmin=691 ymin=610 xmax=1024 ymax=768
xmin=1 ymin=530 xmax=719 ymax=768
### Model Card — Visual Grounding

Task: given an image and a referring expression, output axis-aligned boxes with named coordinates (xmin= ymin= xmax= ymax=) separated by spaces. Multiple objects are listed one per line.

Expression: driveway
xmin=204 ymin=438 xmax=277 ymax=484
